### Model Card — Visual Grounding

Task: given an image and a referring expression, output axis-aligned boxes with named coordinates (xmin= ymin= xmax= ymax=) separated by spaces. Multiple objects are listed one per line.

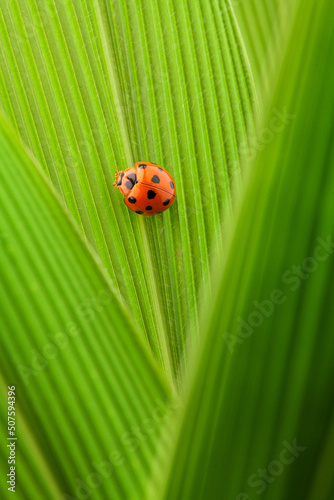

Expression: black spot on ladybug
xmin=170 ymin=181 xmax=174 ymax=189
xmin=138 ymin=164 xmax=147 ymax=169
xmin=146 ymin=206 xmax=152 ymax=211
xmin=125 ymin=180 xmax=133 ymax=189
xmin=151 ymin=175 xmax=160 ymax=184
xmin=127 ymin=173 xmax=137 ymax=186
xmin=158 ymin=167 xmax=163 ymax=171
xmin=163 ymin=199 xmax=170 ymax=206
xmin=136 ymin=210 xmax=144 ymax=214
xmin=147 ymin=190 xmax=156 ymax=199
xmin=128 ymin=196 xmax=136 ymax=204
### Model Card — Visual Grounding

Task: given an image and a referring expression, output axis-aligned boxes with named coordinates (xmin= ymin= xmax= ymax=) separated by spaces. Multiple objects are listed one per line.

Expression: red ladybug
xmin=114 ymin=162 xmax=176 ymax=216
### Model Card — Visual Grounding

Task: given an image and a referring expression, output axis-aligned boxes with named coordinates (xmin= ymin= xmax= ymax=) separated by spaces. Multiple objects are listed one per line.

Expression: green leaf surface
xmin=2 ymin=1 xmax=330 ymax=500
xmin=233 ymin=0 xmax=297 ymax=101
xmin=156 ymin=0 xmax=334 ymax=498
xmin=0 ymin=117 xmax=173 ymax=500
xmin=0 ymin=0 xmax=257 ymax=385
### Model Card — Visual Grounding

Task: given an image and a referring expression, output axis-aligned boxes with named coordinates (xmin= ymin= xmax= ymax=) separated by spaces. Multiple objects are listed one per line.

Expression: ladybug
xmin=114 ymin=162 xmax=176 ymax=216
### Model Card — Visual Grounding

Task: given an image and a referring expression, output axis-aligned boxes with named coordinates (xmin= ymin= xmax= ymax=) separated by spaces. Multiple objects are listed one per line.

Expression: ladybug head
xmin=113 ymin=171 xmax=124 ymax=190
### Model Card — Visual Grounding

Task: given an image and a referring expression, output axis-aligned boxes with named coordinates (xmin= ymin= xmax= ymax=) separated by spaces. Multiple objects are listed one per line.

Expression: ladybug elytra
xmin=114 ymin=162 xmax=176 ymax=216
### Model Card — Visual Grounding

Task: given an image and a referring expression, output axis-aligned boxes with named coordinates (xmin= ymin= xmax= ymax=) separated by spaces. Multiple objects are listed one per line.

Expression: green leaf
xmin=156 ymin=0 xmax=334 ymax=498
xmin=0 ymin=0 xmax=257 ymax=385
xmin=5 ymin=1 xmax=331 ymax=500
xmin=0 ymin=116 xmax=173 ymax=500
xmin=233 ymin=0 xmax=297 ymax=100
